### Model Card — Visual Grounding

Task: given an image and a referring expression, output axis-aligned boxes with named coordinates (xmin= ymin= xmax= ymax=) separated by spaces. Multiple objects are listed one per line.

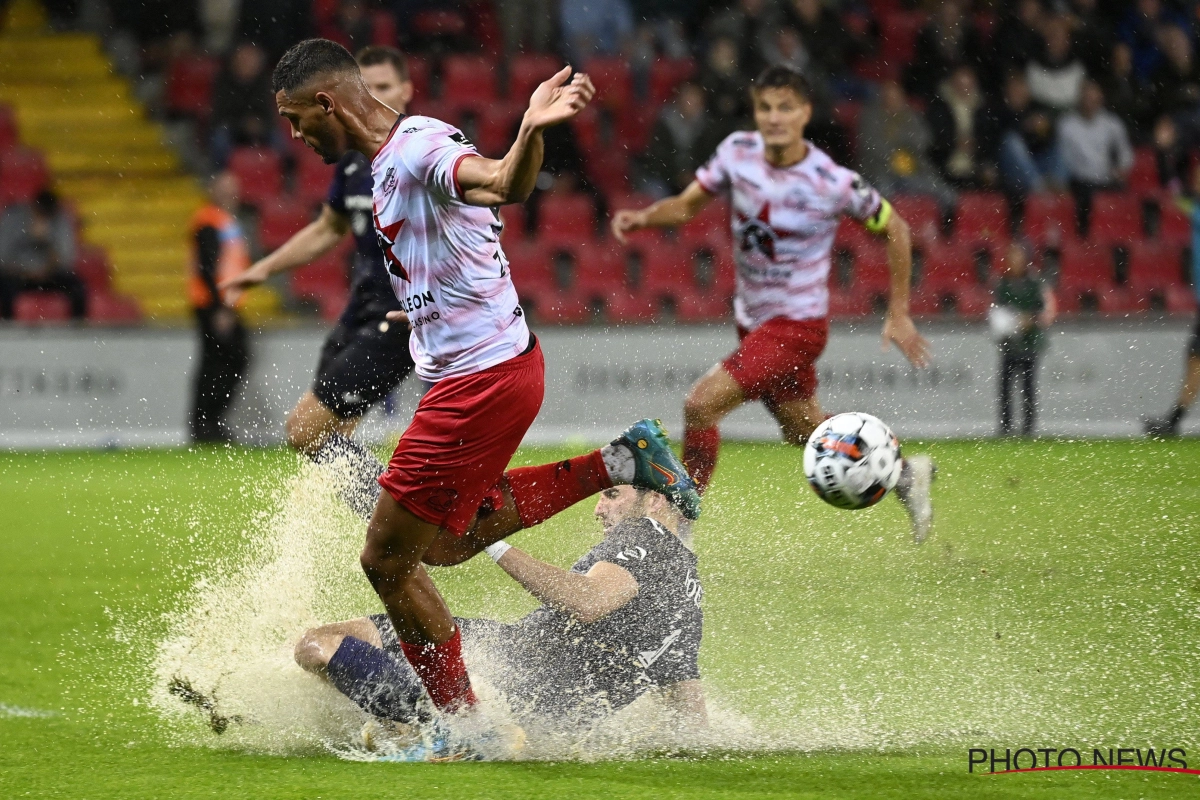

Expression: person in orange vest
xmin=188 ymin=171 xmax=251 ymax=443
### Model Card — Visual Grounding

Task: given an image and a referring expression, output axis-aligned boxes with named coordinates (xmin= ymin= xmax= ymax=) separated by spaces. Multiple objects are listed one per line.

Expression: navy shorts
xmin=312 ymin=318 xmax=415 ymax=419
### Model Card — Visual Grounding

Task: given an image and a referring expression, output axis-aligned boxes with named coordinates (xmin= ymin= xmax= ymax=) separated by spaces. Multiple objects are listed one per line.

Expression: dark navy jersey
xmin=327 ymin=150 xmax=404 ymax=325
xmin=460 ymin=517 xmax=704 ymax=720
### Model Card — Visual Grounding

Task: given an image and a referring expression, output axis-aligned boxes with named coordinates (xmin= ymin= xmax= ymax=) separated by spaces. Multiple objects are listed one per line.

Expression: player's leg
xmin=424 ymin=418 xmax=701 ymax=566
xmin=682 ymin=365 xmax=746 ymax=494
xmin=999 ymin=351 xmax=1015 ymax=436
xmin=1021 ymin=357 xmax=1037 ymax=437
xmin=296 ymin=321 xmax=416 ymax=517
xmin=360 ymin=494 xmax=474 ymax=711
xmin=295 ymin=616 xmax=426 ymax=724
xmin=765 ymin=395 xmax=825 ymax=446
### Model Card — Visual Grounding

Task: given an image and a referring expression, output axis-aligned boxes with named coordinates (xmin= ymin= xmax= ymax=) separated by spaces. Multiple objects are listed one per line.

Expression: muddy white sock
xmin=600 ymin=443 xmax=635 ymax=484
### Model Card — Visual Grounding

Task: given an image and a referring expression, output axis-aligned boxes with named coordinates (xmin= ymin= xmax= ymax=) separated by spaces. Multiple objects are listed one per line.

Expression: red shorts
xmin=378 ymin=339 xmax=545 ymax=536
xmin=722 ymin=317 xmax=829 ymax=407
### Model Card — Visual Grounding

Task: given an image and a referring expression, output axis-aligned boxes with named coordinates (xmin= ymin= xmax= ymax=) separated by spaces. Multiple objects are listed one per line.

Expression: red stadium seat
xmin=585 ymin=149 xmax=631 ymax=196
xmin=642 ymin=241 xmax=693 ymax=301
xmin=505 ymin=239 xmax=555 ymax=294
xmin=1054 ymin=242 xmax=1129 ymax=313
xmin=583 ymin=57 xmax=633 ymax=110
xmin=605 ymin=290 xmax=660 ymax=323
xmin=291 ymin=245 xmax=350 ymax=320
xmin=14 ymin=291 xmax=71 ymax=323
xmin=1088 ymin=192 xmax=1143 ymax=245
xmin=891 ymin=194 xmax=942 ymax=243
xmin=86 ymin=290 xmax=141 ymax=323
xmin=680 ymin=198 xmax=730 ymax=247
xmin=294 ymin=154 xmax=336 ymax=206
xmin=74 ymin=244 xmax=111 ymax=292
xmin=574 ymin=240 xmax=624 ymax=295
xmin=498 ymin=203 xmax=527 ymax=243
xmin=227 ymin=147 xmax=283 ymax=206
xmin=879 ymin=11 xmax=926 ymax=67
xmin=525 ymin=286 xmax=591 ymax=324
xmin=954 ymin=192 xmax=1009 ymax=243
xmin=915 ymin=243 xmax=982 ymax=315
xmin=370 ymin=10 xmax=398 ymax=46
xmin=473 ymin=103 xmax=522 ymax=157
xmin=412 ymin=9 xmax=467 ymax=38
xmin=1127 ymin=147 xmax=1160 ymax=196
xmin=649 ymin=58 xmax=697 ymax=105
xmin=675 ymin=291 xmax=731 ymax=322
xmin=1127 ymin=241 xmax=1192 ymax=311
xmin=1022 ymin=192 xmax=1077 ymax=244
xmin=259 ymin=198 xmax=314 ymax=251
xmin=442 ymin=54 xmax=499 ymax=110
xmin=849 ymin=242 xmax=891 ymax=311
xmin=406 ymin=56 xmax=431 ymax=100
xmin=616 ymin=103 xmax=657 ymax=153
xmin=537 ymin=193 xmax=596 ymax=240
xmin=165 ymin=55 xmax=218 ymax=118
xmin=0 ymin=147 xmax=49 ymax=203
xmin=1157 ymin=202 xmax=1192 ymax=246
xmin=508 ymin=54 xmax=562 ymax=101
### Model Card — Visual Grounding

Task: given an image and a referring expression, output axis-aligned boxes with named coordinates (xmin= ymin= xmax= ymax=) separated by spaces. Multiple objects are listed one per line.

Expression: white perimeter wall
xmin=0 ymin=320 xmax=1196 ymax=449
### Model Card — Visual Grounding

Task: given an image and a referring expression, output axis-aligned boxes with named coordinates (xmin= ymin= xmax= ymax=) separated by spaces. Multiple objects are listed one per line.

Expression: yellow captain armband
xmin=863 ymin=198 xmax=893 ymax=236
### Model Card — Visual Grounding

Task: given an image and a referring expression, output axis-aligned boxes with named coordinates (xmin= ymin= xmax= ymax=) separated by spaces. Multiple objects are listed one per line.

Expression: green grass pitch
xmin=1 ymin=440 xmax=1198 ymax=799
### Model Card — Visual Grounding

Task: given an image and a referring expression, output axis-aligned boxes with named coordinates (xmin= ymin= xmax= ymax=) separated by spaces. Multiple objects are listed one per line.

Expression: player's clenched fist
xmin=611 ymin=209 xmax=648 ymax=244
xmin=525 ymin=66 xmax=595 ymax=129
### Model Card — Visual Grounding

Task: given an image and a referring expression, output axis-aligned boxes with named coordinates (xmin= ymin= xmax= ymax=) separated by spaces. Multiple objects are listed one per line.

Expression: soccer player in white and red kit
xmin=613 ymin=66 xmax=936 ymax=540
xmin=270 ymin=39 xmax=700 ymax=743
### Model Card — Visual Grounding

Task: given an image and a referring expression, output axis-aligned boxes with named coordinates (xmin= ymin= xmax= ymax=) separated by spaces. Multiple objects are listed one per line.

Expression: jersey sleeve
xmin=326 ymin=158 xmax=348 ymax=214
xmin=583 ymin=520 xmax=667 ymax=586
xmin=694 ymin=136 xmax=733 ymax=196
xmin=834 ymin=166 xmax=890 ymax=234
xmin=397 ymin=121 xmax=480 ymax=202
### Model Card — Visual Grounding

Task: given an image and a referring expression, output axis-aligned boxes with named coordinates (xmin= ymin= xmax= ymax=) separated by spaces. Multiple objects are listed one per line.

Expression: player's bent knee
xmin=294 ymin=628 xmax=341 ymax=673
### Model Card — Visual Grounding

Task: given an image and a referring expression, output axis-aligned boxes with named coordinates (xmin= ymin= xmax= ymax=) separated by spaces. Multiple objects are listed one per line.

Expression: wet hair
xmin=356 ymin=45 xmax=409 ymax=82
xmin=272 ymin=38 xmax=359 ymax=95
xmin=751 ymin=65 xmax=812 ymax=103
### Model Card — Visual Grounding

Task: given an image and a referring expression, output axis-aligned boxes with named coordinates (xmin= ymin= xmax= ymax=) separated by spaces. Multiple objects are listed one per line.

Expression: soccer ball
xmin=803 ymin=412 xmax=902 ymax=510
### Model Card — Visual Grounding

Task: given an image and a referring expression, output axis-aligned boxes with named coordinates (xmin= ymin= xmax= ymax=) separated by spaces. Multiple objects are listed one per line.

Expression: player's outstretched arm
xmin=611 ymin=181 xmax=713 ymax=243
xmin=221 ymin=205 xmax=349 ymax=291
xmin=489 ymin=545 xmax=637 ymax=624
xmin=454 ymin=67 xmax=595 ymax=207
xmin=878 ymin=209 xmax=931 ymax=368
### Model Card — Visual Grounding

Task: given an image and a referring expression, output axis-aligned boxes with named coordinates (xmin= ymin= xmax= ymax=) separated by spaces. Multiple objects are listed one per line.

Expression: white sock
xmin=600 ymin=443 xmax=635 ymax=484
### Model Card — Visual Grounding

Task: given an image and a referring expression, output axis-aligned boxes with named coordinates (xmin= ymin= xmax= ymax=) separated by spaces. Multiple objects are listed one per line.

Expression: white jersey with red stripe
xmin=695 ymin=132 xmax=884 ymax=331
xmin=370 ymin=115 xmax=528 ymax=381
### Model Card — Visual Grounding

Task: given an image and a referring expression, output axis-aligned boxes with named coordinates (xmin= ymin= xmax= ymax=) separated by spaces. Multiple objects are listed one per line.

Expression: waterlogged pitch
xmin=1 ymin=441 xmax=1198 ymax=798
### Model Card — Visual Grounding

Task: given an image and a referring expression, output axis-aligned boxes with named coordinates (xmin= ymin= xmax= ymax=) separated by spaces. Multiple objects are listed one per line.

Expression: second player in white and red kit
xmin=613 ymin=65 xmax=936 ymax=542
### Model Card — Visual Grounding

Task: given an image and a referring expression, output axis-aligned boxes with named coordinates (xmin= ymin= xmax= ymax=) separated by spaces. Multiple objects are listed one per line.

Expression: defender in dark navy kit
xmin=293 ymin=483 xmax=707 ymax=744
xmin=222 ymin=46 xmax=416 ymax=490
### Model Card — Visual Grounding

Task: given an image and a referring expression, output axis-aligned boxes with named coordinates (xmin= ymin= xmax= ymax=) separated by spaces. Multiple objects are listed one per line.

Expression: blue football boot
xmin=611 ymin=419 xmax=702 ymax=520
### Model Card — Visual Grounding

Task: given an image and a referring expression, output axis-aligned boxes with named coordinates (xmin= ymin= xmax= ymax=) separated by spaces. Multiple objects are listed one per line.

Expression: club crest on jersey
xmin=373 ymin=212 xmax=409 ymax=280
xmin=381 ymin=166 xmax=398 ymax=195
xmin=736 ymin=204 xmax=777 ymax=261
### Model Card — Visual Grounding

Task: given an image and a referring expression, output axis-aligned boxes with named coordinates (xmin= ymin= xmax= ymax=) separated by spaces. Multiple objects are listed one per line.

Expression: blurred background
xmin=0 ymin=0 xmax=1197 ymax=446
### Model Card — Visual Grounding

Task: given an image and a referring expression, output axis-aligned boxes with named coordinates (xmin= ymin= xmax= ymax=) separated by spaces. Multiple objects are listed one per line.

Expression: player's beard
xmin=309 ymin=126 xmax=343 ymax=165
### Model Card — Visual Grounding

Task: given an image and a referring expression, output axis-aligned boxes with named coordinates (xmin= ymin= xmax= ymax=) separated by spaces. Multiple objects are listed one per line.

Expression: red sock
xmin=399 ymin=627 xmax=477 ymax=712
xmin=504 ymin=450 xmax=612 ymax=528
xmin=684 ymin=425 xmax=720 ymax=494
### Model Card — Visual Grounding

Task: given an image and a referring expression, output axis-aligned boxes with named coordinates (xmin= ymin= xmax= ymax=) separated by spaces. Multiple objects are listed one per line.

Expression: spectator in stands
xmin=1059 ymin=80 xmax=1134 ymax=234
xmin=498 ymin=0 xmax=555 ymax=55
xmin=0 ymin=190 xmax=87 ymax=320
xmin=698 ymin=36 xmax=751 ymax=128
xmin=1152 ymin=115 xmax=1187 ymax=193
xmin=1118 ymin=0 xmax=1184 ymax=82
xmin=209 ymin=42 xmax=280 ymax=168
xmin=782 ymin=0 xmax=860 ymax=85
xmin=561 ymin=0 xmax=635 ymax=63
xmin=1101 ymin=41 xmax=1152 ymax=139
xmin=905 ymin=0 xmax=986 ymax=102
xmin=995 ymin=72 xmax=1066 ymax=199
xmin=705 ymin=0 xmax=782 ymax=80
xmin=640 ymin=81 xmax=723 ymax=196
xmin=926 ymin=65 xmax=993 ymax=189
xmin=1066 ymin=0 xmax=1115 ymax=79
xmin=1149 ymin=25 xmax=1200 ymax=124
xmin=993 ymin=239 xmax=1055 ymax=438
xmin=1026 ymin=15 xmax=1087 ymax=112
xmin=187 ymin=172 xmax=250 ymax=444
xmin=856 ymin=79 xmax=956 ymax=213
xmin=993 ymin=0 xmax=1047 ymax=84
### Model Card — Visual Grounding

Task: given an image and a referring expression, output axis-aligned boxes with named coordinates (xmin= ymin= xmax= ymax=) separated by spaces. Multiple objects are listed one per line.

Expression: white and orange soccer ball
xmin=803 ymin=412 xmax=902 ymax=510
